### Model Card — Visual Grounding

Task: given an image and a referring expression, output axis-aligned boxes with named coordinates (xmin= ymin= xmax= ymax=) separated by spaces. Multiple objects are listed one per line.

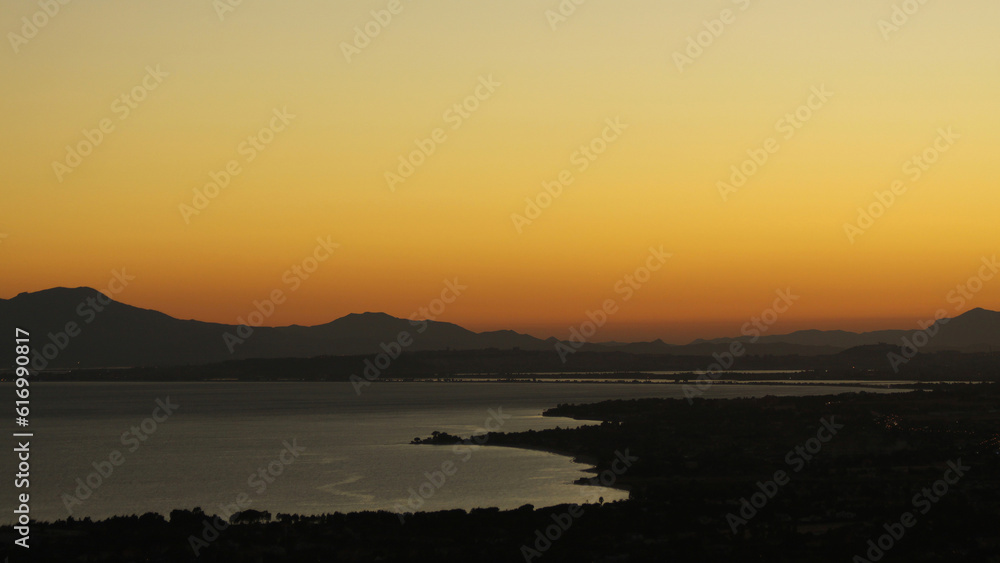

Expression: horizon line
xmin=5 ymin=285 xmax=996 ymax=347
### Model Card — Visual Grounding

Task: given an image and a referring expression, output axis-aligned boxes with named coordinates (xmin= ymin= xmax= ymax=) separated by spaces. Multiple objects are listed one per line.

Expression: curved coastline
xmin=484 ymin=442 xmax=632 ymax=494
xmin=409 ymin=432 xmax=633 ymax=502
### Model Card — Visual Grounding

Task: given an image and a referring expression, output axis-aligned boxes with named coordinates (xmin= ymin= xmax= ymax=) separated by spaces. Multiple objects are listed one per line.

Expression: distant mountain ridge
xmin=1 ymin=287 xmax=998 ymax=369
xmin=686 ymin=308 xmax=1000 ymax=351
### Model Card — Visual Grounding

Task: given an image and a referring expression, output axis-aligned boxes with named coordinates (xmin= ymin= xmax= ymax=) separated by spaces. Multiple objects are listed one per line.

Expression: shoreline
xmin=379 ymin=378 xmax=927 ymax=388
xmin=7 ymin=444 xmax=622 ymax=527
xmin=482 ymin=443 xmax=633 ymax=493
xmin=6 ymin=378 xmax=967 ymax=387
xmin=6 ymin=382 xmax=980 ymax=528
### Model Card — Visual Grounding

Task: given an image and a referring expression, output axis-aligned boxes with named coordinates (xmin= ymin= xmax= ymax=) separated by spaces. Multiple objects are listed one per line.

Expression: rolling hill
xmin=2 ymin=287 xmax=997 ymax=369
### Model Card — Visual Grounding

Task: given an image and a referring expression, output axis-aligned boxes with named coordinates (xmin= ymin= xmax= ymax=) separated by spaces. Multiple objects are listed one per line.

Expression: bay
xmin=5 ymin=381 xmax=899 ymax=524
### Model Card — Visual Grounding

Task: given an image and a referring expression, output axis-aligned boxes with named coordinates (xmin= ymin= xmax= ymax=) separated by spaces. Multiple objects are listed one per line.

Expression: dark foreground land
xmin=3 ymin=384 xmax=1000 ymax=562
xmin=24 ymin=347 xmax=1000 ymax=382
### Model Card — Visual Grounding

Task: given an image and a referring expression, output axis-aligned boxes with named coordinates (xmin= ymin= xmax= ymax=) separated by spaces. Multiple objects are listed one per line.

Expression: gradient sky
xmin=2 ymin=0 xmax=998 ymax=343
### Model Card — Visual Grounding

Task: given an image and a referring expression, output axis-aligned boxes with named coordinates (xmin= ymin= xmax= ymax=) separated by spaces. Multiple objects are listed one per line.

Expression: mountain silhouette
xmin=689 ymin=308 xmax=1000 ymax=352
xmin=1 ymin=287 xmax=998 ymax=369
xmin=0 ymin=287 xmax=553 ymax=369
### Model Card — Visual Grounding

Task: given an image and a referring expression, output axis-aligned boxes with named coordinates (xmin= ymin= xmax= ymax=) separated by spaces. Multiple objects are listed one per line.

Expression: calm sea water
xmin=5 ymin=382 xmax=898 ymax=524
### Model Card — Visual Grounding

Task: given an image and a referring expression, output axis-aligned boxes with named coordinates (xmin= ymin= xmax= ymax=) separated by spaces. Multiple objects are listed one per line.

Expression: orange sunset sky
xmin=2 ymin=0 xmax=998 ymax=343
